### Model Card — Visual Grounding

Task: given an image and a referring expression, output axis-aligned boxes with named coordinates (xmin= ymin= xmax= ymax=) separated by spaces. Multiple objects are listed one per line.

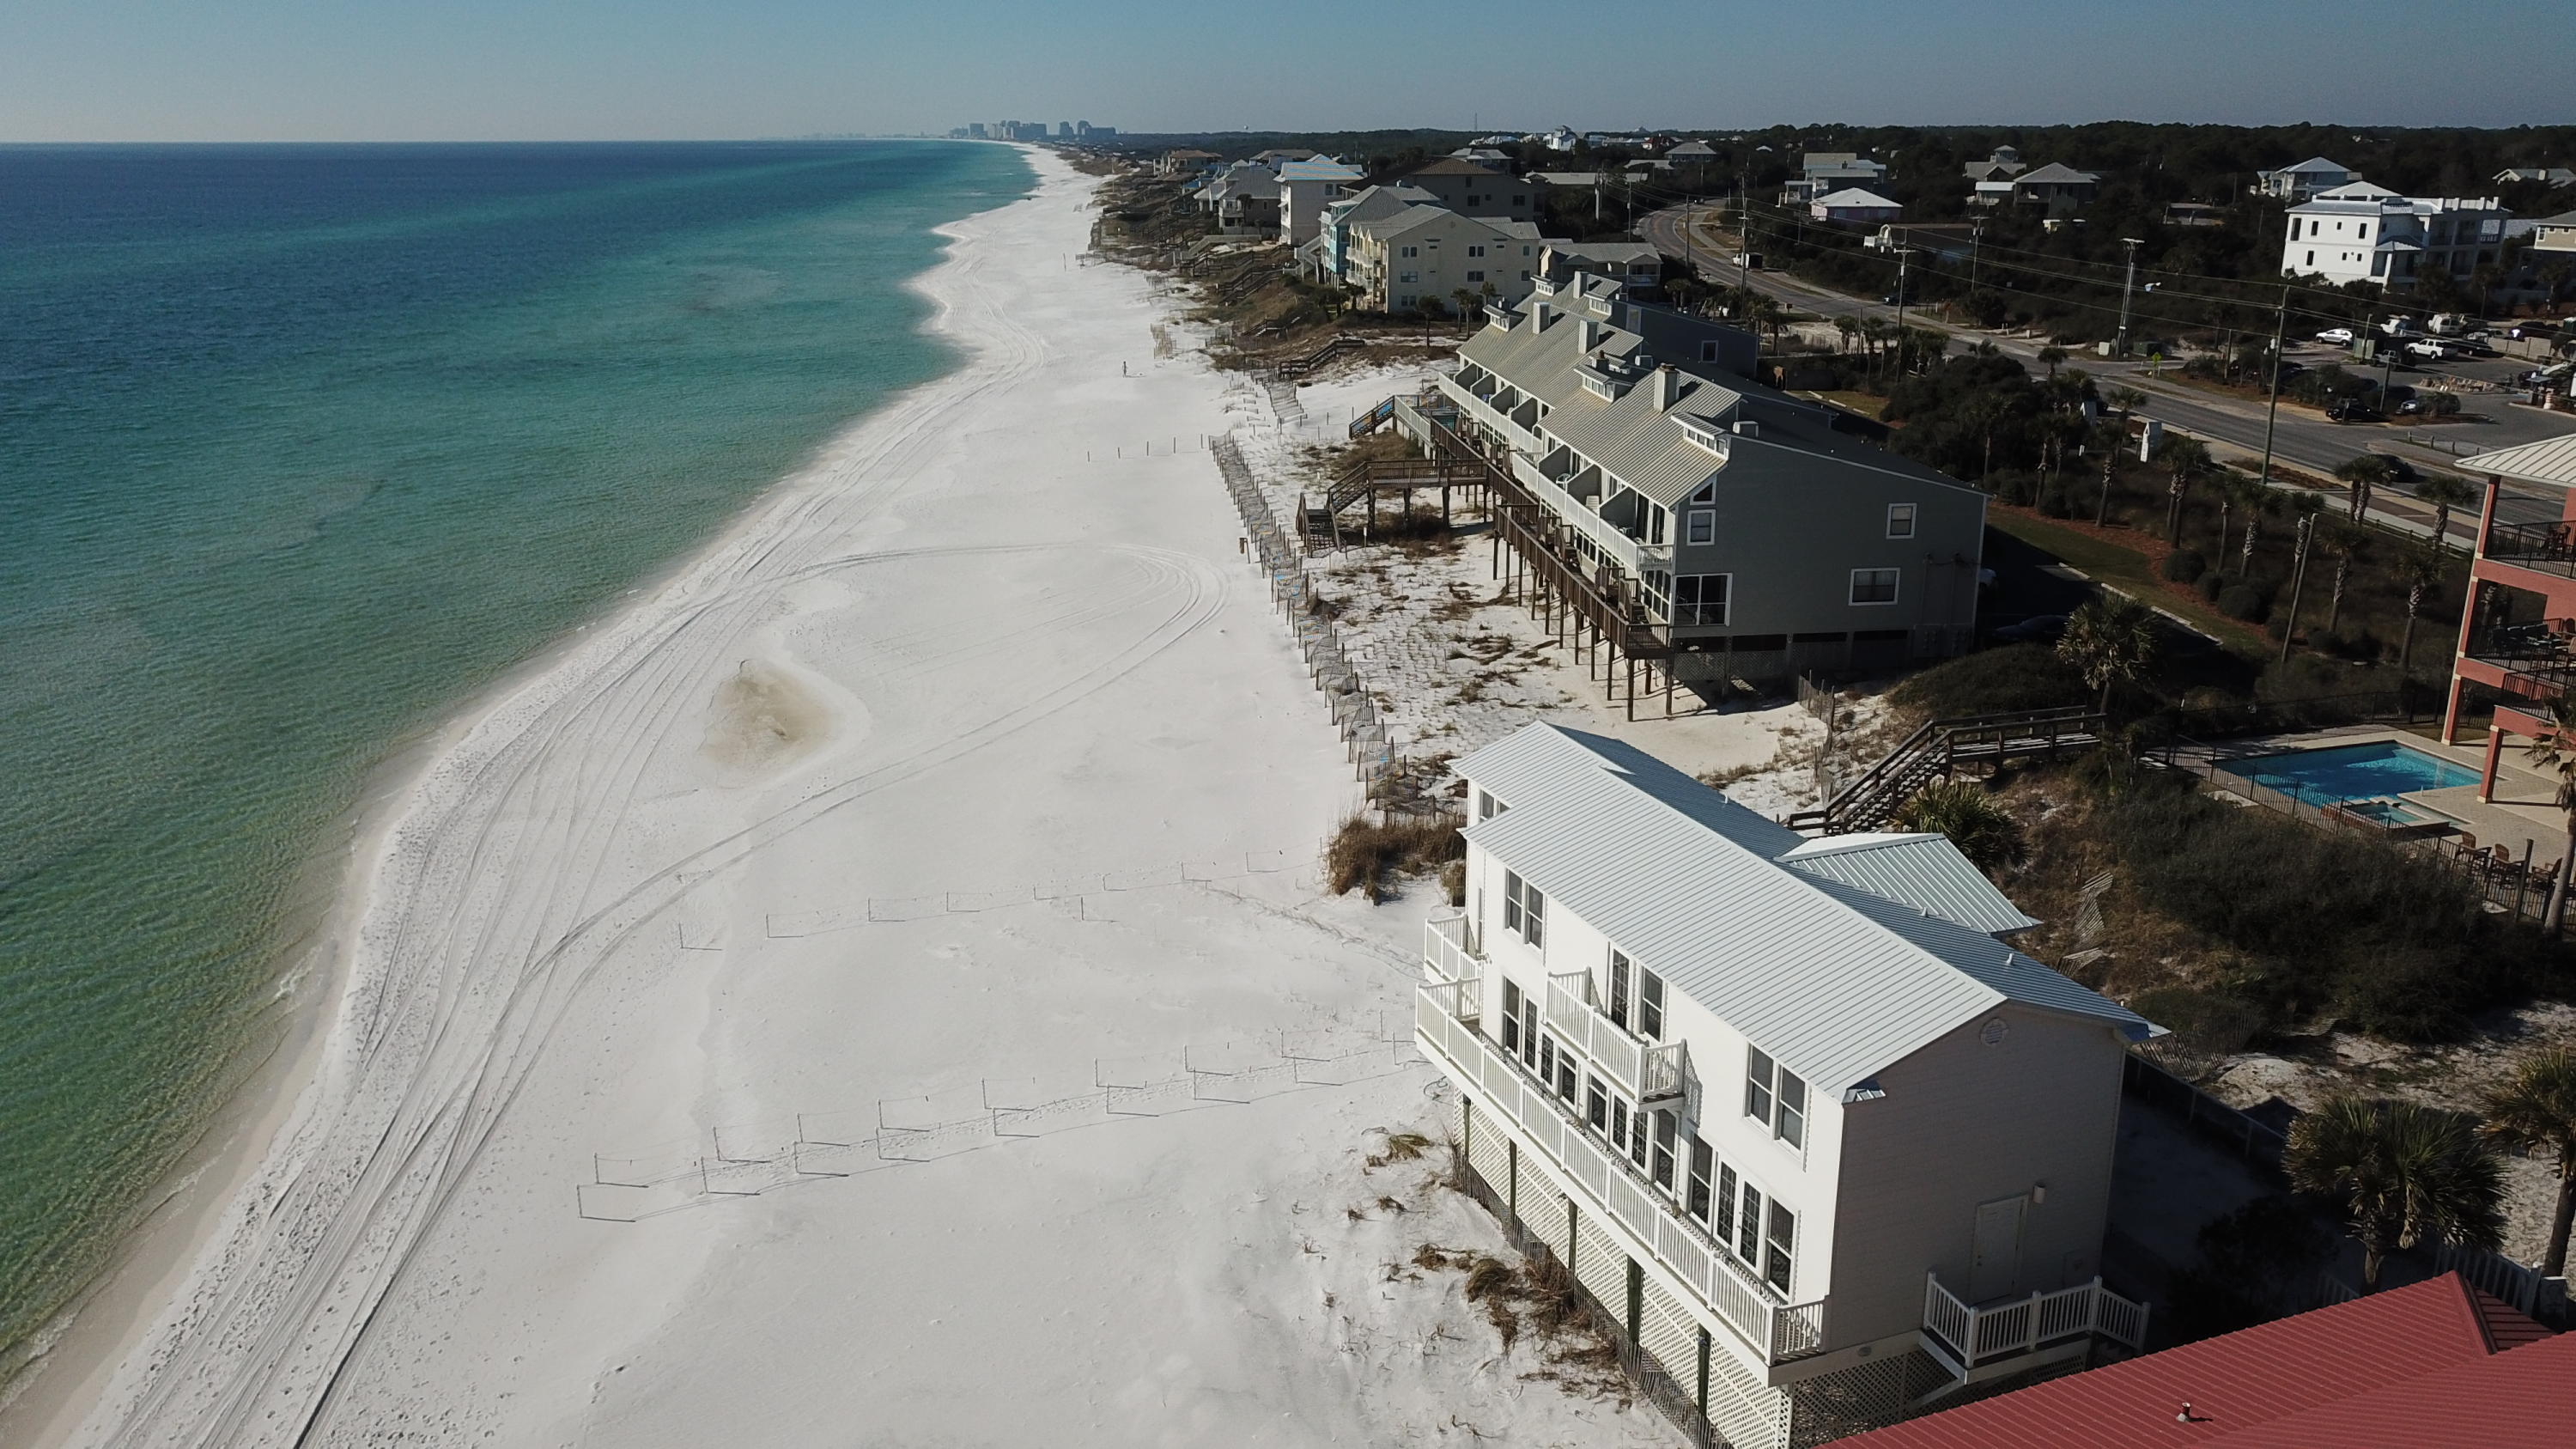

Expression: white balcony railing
xmin=1505 ymin=454 xmax=1674 ymax=584
xmin=1424 ymin=910 xmax=1484 ymax=987
xmin=1920 ymin=1272 xmax=2148 ymax=1374
xmin=1545 ymin=971 xmax=1687 ymax=1103
xmin=1414 ymin=983 xmax=1820 ymax=1367
xmin=1438 ymin=374 xmax=1545 ymax=457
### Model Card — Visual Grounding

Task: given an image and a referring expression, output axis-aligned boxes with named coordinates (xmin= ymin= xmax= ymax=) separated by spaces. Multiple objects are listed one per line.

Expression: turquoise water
xmin=2216 ymin=741 xmax=2479 ymax=802
xmin=0 ymin=140 xmax=1032 ymax=1364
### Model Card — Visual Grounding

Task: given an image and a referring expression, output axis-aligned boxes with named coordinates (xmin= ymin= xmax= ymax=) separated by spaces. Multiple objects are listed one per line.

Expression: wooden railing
xmin=1785 ymin=707 xmax=2104 ymax=834
xmin=1415 ymin=982 xmax=1826 ymax=1367
xmin=1919 ymin=1272 xmax=2148 ymax=1373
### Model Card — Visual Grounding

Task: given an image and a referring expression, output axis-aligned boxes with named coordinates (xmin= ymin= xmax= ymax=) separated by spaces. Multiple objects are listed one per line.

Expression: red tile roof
xmin=1838 ymin=1275 xmax=2548 ymax=1449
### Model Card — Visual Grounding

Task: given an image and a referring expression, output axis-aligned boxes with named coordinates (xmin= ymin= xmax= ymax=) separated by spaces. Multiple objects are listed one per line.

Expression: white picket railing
xmin=1920 ymin=1271 xmax=2149 ymax=1372
xmin=1416 ymin=983 xmax=1825 ymax=1367
xmin=1541 ymin=971 xmax=1686 ymax=1104
xmin=1422 ymin=911 xmax=1483 ymax=987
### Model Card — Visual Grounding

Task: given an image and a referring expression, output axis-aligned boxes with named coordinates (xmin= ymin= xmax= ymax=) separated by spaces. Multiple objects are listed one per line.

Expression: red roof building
xmin=1838 ymin=1274 xmax=2566 ymax=1449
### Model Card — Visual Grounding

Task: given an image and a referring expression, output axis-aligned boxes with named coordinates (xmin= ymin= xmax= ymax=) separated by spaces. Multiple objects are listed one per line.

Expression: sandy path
xmin=52 ymin=151 xmax=1689 ymax=1449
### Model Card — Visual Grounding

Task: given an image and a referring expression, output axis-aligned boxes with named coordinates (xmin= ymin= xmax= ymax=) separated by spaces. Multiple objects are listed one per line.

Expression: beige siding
xmin=1826 ymin=1006 xmax=2128 ymax=1345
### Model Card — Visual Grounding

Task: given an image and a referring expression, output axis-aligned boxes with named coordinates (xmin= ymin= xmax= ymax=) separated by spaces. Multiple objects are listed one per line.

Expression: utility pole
xmin=2116 ymin=237 xmax=2144 ymax=357
xmin=1892 ymin=247 xmax=1916 ymax=376
xmin=2257 ymin=286 xmax=2288 ymax=487
xmin=1968 ymin=220 xmax=1985 ymax=296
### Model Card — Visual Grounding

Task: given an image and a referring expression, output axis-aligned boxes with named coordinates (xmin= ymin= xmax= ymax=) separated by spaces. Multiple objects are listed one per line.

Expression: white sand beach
xmin=32 ymin=149 xmax=1706 ymax=1447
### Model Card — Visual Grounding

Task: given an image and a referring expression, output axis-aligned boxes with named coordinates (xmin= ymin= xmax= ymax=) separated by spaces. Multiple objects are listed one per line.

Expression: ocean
xmin=0 ymin=139 xmax=1032 ymax=1367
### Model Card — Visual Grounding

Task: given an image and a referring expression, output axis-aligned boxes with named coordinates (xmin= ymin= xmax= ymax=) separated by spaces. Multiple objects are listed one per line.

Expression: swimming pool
xmin=2215 ymin=740 xmax=2479 ymax=803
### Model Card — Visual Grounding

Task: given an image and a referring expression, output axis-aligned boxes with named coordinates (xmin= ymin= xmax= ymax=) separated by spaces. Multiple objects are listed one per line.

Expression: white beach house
xmin=1416 ymin=723 xmax=2158 ymax=1447
xmin=2279 ymin=185 xmax=2509 ymax=289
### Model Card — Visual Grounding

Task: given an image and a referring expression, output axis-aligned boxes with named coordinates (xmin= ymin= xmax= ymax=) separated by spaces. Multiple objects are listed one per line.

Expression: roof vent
xmin=1734 ymin=419 xmax=1760 ymax=439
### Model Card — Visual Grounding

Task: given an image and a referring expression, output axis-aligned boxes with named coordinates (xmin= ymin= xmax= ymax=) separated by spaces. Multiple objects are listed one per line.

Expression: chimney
xmin=1652 ymin=365 xmax=1682 ymax=411
xmin=1578 ymin=319 xmax=1605 ymax=352
xmin=1531 ymin=301 xmax=1554 ymax=331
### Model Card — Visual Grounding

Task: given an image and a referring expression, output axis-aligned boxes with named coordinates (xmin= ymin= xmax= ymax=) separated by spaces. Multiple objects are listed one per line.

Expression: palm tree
xmin=2394 ymin=541 xmax=2444 ymax=678
xmin=2038 ymin=344 xmax=2069 ymax=380
xmin=2480 ymin=1050 xmax=2576 ymax=1276
xmin=2091 ymin=419 xmax=2125 ymax=527
xmin=2155 ymin=435 xmax=2213 ymax=545
xmin=2319 ymin=517 xmax=2372 ymax=636
xmin=1832 ymin=314 xmax=1860 ymax=355
xmin=2521 ymin=691 xmax=2576 ymax=938
xmin=2335 ymin=454 xmax=2397 ymax=524
xmin=2104 ymin=385 xmax=2148 ymax=426
xmin=1892 ymin=780 xmax=2028 ymax=875
xmin=2286 ymin=1096 xmax=2504 ymax=1293
xmin=2057 ymin=594 xmax=2159 ymax=714
xmin=2412 ymin=473 xmax=2480 ymax=556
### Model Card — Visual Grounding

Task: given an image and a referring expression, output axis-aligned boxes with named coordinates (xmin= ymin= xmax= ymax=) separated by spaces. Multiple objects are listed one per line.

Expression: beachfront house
xmin=1276 ymin=157 xmax=1367 ymax=245
xmin=1440 ymin=273 xmax=1986 ymax=680
xmin=1812 ymin=188 xmax=1903 ymax=226
xmin=2281 ymin=185 xmax=2509 ymax=289
xmin=1418 ymin=722 xmax=2157 ymax=1449
xmin=1962 ymin=147 xmax=2026 ymax=184
xmin=1540 ymin=241 xmax=1664 ymax=292
xmin=1344 ymin=204 xmax=1552 ymax=315
xmin=1971 ymin=161 xmax=2099 ymax=215
xmin=1305 ymin=183 xmax=1438 ymax=284
xmin=1196 ymin=163 xmax=1284 ymax=236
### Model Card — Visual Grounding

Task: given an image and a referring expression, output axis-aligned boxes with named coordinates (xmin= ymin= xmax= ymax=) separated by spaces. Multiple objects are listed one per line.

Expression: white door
xmin=1970 ymin=1196 xmax=2026 ymax=1303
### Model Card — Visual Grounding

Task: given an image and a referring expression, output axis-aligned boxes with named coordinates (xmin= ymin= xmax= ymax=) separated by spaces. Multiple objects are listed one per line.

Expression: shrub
xmin=2164 ymin=1196 xmax=2338 ymax=1341
xmin=2217 ymin=584 xmax=2267 ymax=621
xmin=2196 ymin=571 xmax=2227 ymax=601
xmin=1892 ymin=781 xmax=2028 ymax=874
xmin=2128 ymin=986 xmax=2268 ymax=1056
xmin=1890 ymin=643 xmax=2088 ymax=720
xmin=1326 ymin=814 xmax=1464 ymax=898
xmin=2163 ymin=549 xmax=2208 ymax=584
xmin=2099 ymin=786 xmax=2550 ymax=1039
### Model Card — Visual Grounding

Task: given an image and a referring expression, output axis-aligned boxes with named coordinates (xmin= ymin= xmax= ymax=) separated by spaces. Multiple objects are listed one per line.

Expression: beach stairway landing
xmin=1349 ymin=395 xmax=1397 ymax=439
xmin=1784 ymin=706 xmax=2105 ymax=834
xmin=1303 ymin=454 xmax=1492 ymax=550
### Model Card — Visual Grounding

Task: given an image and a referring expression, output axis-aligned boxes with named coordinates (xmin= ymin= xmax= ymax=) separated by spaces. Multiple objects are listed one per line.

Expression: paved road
xmin=1642 ymin=204 xmax=2576 ymax=541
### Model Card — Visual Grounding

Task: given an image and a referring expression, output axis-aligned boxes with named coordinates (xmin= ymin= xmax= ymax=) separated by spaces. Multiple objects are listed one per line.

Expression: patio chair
xmin=2549 ymin=524 xmax=2574 ymax=563
xmin=2491 ymin=844 xmax=2520 ymax=880
xmin=2452 ymin=832 xmax=2479 ymax=866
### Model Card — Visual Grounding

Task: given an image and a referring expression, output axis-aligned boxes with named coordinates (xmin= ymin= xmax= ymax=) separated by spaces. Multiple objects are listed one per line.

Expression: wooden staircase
xmin=1784 ymin=707 xmax=2105 ymax=834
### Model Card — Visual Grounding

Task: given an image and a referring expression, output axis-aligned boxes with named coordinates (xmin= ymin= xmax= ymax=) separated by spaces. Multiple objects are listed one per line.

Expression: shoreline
xmin=6 ymin=145 xmax=1049 ymax=1449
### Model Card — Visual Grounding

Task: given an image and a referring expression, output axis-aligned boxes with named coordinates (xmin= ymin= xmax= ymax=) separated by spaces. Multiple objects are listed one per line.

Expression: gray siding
xmin=1825 ymin=1006 xmax=2128 ymax=1346
xmin=1674 ymin=449 xmax=1984 ymax=640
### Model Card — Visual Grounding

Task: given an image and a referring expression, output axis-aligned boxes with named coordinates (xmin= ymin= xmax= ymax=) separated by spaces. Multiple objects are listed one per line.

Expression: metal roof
xmin=1814 ymin=187 xmax=1901 ymax=209
xmin=2466 ymin=435 xmax=2576 ymax=490
xmin=1277 ymin=159 xmax=1364 ymax=183
xmin=1456 ymin=725 xmax=2151 ymax=1095
xmin=1834 ymin=1274 xmax=2557 ymax=1449
xmin=1778 ymin=833 xmax=2041 ymax=935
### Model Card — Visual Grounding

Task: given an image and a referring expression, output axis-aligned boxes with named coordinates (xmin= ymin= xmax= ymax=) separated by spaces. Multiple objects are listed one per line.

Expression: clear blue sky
xmin=3 ymin=0 xmax=2564 ymax=141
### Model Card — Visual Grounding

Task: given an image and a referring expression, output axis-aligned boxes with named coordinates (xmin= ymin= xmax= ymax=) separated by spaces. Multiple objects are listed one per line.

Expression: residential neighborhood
xmin=1078 ymin=115 xmax=2576 ymax=1448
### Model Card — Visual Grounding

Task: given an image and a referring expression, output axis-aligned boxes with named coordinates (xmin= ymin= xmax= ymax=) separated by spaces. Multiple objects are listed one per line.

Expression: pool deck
xmin=2193 ymin=726 xmax=2570 ymax=868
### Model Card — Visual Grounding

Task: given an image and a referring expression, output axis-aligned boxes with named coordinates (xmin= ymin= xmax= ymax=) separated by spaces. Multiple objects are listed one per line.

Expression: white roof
xmin=1457 ymin=725 xmax=2154 ymax=1096
xmin=1814 ymin=188 xmax=1900 ymax=210
xmin=2468 ymin=435 xmax=2576 ymax=490
xmin=2269 ymin=156 xmax=2352 ymax=176
xmin=1777 ymin=834 xmax=2041 ymax=936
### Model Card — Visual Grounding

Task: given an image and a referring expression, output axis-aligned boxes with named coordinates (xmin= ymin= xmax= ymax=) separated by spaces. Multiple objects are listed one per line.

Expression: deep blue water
xmin=0 ymin=140 xmax=1031 ymax=1365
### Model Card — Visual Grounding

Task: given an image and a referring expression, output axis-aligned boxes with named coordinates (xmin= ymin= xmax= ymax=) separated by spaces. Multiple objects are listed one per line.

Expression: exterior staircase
xmin=1784 ymin=707 xmax=2105 ymax=834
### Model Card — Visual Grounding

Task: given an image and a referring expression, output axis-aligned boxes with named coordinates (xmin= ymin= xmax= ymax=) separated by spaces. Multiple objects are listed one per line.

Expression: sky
xmin=2 ymin=0 xmax=2567 ymax=142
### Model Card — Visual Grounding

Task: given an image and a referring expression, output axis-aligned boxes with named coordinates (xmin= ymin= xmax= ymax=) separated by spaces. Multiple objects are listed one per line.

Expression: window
xmin=1611 ymin=1099 xmax=1630 ymax=1155
xmin=1765 ymin=1202 xmax=1796 ymax=1293
xmin=1685 ymin=510 xmax=1716 ymax=546
xmin=1607 ymin=951 xmax=1632 ymax=1029
xmin=1502 ymin=980 xmax=1523 ymax=1055
xmin=1504 ymin=871 xmax=1546 ymax=947
xmin=1465 ymin=270 xmax=1485 ymax=283
xmin=1886 ymin=502 xmax=1917 ymax=539
xmin=1629 ymin=1107 xmax=1650 ymax=1169
xmin=1513 ymin=194 xmax=1528 ymax=207
xmin=1747 ymin=1046 xmax=1807 ymax=1147
xmin=1400 ymin=245 xmax=1418 ymax=259
xmin=1538 ymin=1035 xmax=1558 ymax=1091
xmin=1398 ymin=271 xmax=1420 ymax=285
xmin=1716 ymin=1165 xmax=1739 ymax=1240
xmin=1651 ymin=1111 xmax=1678 ymax=1190
xmin=1467 ymin=244 xmax=1486 ymax=258
xmin=1519 ymin=994 xmax=1539 ymax=1067
xmin=1700 ymin=339 xmax=1721 ymax=362
xmin=1850 ymin=568 xmax=1899 ymax=606
xmin=1674 ymin=574 xmax=1729 ymax=626
xmin=1639 ymin=971 xmax=1666 ymax=1040
xmin=1737 ymin=1183 xmax=1764 ymax=1263
xmin=1554 ymin=1043 xmax=1578 ymax=1101
xmin=1475 ymin=788 xmax=1498 ymax=820
xmin=1585 ymin=1075 xmax=1608 ymax=1132
xmin=1687 ymin=1140 xmax=1715 ymax=1221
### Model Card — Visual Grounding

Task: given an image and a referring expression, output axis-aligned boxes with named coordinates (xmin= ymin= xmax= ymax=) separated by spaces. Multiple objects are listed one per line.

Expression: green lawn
xmin=1986 ymin=511 xmax=2272 ymax=657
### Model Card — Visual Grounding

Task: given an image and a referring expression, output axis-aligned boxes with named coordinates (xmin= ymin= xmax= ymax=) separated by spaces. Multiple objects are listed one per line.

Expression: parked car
xmin=1992 ymin=614 xmax=2069 ymax=643
xmin=2404 ymin=339 xmax=2447 ymax=361
xmin=2314 ymin=326 xmax=2356 ymax=345
xmin=2370 ymin=453 xmax=2421 ymax=482
xmin=2326 ymin=399 xmax=2384 ymax=423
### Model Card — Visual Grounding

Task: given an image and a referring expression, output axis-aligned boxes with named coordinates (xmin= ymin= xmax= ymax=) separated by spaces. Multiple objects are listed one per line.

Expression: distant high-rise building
xmin=1058 ymin=122 xmax=1075 ymax=138
xmin=1091 ymin=126 xmax=1115 ymax=139
xmin=967 ymin=123 xmax=989 ymax=139
xmin=1075 ymin=120 xmax=1092 ymax=138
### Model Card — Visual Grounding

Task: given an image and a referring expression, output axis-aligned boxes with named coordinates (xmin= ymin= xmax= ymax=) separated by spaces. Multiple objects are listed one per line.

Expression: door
xmin=1970 ymin=1196 xmax=2026 ymax=1303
